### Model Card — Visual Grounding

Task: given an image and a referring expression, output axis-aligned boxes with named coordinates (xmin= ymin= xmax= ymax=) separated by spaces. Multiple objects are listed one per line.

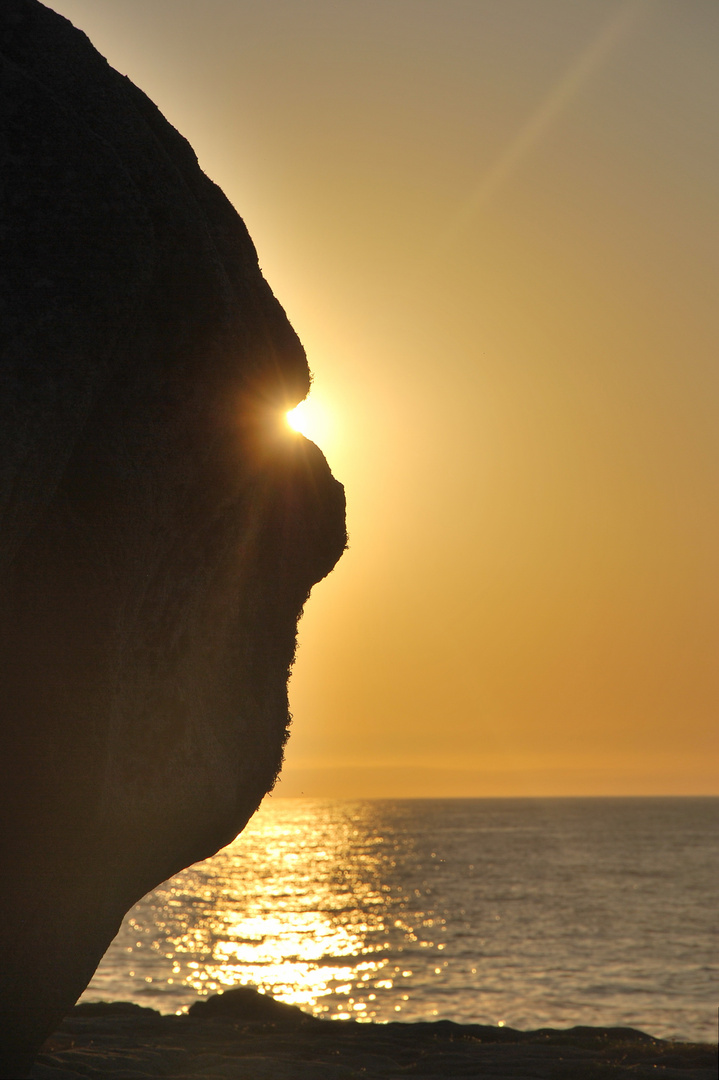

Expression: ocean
xmin=82 ymin=797 xmax=718 ymax=1043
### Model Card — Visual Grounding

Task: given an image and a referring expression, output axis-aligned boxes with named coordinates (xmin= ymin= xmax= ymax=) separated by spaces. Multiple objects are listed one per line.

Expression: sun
xmin=285 ymin=397 xmax=327 ymax=444
xmin=285 ymin=403 xmax=307 ymax=433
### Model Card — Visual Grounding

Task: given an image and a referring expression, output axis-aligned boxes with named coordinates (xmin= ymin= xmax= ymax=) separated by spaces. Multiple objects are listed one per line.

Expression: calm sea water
xmin=82 ymin=797 xmax=718 ymax=1043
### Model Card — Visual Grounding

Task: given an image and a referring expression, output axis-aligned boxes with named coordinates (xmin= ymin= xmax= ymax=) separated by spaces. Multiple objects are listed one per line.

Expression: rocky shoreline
xmin=30 ymin=990 xmax=716 ymax=1079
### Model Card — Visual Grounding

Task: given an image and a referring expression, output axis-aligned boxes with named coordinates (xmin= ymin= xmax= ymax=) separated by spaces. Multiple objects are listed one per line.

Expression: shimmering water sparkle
xmin=83 ymin=798 xmax=718 ymax=1042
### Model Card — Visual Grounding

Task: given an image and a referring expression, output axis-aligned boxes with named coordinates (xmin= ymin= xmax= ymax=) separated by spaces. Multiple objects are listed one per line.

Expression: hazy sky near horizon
xmin=49 ymin=0 xmax=719 ymax=796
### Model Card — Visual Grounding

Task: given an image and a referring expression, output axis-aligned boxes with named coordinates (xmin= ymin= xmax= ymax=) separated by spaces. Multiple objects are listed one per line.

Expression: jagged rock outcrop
xmin=0 ymin=1 xmax=346 ymax=1074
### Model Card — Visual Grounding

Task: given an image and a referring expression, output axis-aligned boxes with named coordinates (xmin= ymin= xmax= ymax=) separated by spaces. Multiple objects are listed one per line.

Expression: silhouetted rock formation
xmin=0 ymin=1 xmax=346 ymax=1074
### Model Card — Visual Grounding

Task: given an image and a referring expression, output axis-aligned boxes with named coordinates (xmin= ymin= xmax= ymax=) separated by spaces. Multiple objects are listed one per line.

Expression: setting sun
xmin=285 ymin=403 xmax=306 ymax=433
xmin=285 ymin=396 xmax=329 ymax=447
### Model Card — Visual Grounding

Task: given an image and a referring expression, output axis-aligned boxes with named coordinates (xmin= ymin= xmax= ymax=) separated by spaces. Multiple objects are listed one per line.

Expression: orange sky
xmin=50 ymin=1 xmax=719 ymax=796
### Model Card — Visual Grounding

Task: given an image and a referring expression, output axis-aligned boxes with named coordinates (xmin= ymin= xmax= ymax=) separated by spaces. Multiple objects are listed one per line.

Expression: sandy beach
xmin=30 ymin=993 xmax=716 ymax=1079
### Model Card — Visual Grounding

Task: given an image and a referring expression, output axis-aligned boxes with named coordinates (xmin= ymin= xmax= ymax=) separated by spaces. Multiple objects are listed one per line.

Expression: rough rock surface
xmin=0 ymin=1 xmax=345 ymax=1073
xmin=31 ymin=995 xmax=717 ymax=1080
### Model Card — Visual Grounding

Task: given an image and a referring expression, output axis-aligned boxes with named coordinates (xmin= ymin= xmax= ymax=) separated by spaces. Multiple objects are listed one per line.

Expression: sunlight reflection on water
xmin=83 ymin=797 xmax=718 ymax=1041
xmin=90 ymin=800 xmax=419 ymax=1021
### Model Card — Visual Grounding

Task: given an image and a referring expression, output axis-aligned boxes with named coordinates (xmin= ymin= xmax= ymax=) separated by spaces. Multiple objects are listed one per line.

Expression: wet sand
xmin=31 ymin=994 xmax=716 ymax=1079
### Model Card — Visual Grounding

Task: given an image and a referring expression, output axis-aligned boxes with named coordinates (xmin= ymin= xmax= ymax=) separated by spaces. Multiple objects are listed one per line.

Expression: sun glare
xmin=285 ymin=397 xmax=328 ymax=445
xmin=285 ymin=404 xmax=306 ymax=433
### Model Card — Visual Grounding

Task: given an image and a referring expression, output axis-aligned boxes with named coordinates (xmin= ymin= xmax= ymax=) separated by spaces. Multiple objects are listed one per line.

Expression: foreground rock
xmin=33 ymin=995 xmax=716 ymax=1080
xmin=0 ymin=1 xmax=345 ymax=1072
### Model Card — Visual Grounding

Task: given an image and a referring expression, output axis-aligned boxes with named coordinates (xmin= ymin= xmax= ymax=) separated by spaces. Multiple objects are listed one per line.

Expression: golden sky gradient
xmin=50 ymin=1 xmax=719 ymax=796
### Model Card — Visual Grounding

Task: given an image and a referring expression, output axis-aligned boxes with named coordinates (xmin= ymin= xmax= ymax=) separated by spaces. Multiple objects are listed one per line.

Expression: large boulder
xmin=0 ymin=1 xmax=346 ymax=1073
